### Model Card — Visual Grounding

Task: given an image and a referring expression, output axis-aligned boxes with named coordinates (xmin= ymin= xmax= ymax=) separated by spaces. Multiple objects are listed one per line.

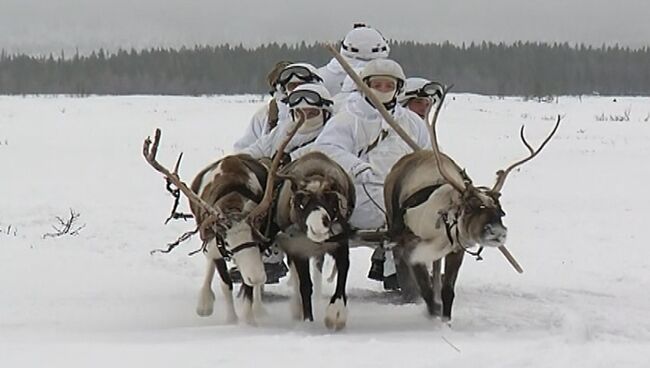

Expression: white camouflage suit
xmin=232 ymin=96 xmax=290 ymax=151
xmin=237 ymin=115 xmax=322 ymax=160
xmin=313 ymin=93 xmax=432 ymax=230
xmin=319 ymin=57 xmax=368 ymax=96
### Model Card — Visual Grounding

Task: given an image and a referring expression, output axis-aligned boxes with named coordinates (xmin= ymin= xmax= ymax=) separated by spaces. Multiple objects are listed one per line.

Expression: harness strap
xmin=440 ymin=212 xmax=484 ymax=261
xmin=288 ymin=136 xmax=317 ymax=153
xmin=217 ymin=241 xmax=266 ymax=260
xmin=273 ymin=136 xmax=317 ymax=159
xmin=401 ymin=184 xmax=444 ymax=210
xmin=230 ymin=241 xmax=262 ymax=255
xmin=385 ymin=184 xmax=444 ymax=242
xmin=359 ymin=129 xmax=389 ymax=157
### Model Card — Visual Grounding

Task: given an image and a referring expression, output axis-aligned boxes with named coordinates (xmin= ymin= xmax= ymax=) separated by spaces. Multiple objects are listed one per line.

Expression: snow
xmin=1 ymin=94 xmax=648 ymax=367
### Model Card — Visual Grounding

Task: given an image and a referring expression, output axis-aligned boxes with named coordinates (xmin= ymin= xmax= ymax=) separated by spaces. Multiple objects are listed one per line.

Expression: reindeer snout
xmin=242 ymin=262 xmax=266 ymax=286
xmin=305 ymin=208 xmax=332 ymax=243
xmin=234 ymin=248 xmax=266 ymax=286
xmin=245 ymin=273 xmax=266 ymax=286
xmin=483 ymin=223 xmax=508 ymax=246
xmin=485 ymin=223 xmax=507 ymax=233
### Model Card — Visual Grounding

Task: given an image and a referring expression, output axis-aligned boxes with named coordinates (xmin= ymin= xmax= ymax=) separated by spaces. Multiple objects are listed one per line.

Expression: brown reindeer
xmin=187 ymin=153 xmax=270 ymax=324
xmin=384 ymin=116 xmax=561 ymax=321
xmin=142 ymin=113 xmax=306 ymax=325
xmin=273 ymin=151 xmax=355 ymax=330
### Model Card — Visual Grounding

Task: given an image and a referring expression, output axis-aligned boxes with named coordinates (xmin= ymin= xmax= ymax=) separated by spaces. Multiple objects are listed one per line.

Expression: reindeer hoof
xmin=324 ymin=298 xmax=348 ymax=331
xmin=196 ymin=289 xmax=216 ymax=317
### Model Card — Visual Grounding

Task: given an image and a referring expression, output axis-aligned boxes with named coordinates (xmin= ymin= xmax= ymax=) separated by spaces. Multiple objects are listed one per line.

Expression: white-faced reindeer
xmin=273 ymin=151 xmax=355 ymax=330
xmin=143 ymin=116 xmax=305 ymax=325
xmin=384 ymin=115 xmax=561 ymax=321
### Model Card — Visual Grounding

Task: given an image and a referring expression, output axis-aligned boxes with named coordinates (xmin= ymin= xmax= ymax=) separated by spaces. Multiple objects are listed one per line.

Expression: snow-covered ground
xmin=0 ymin=94 xmax=648 ymax=367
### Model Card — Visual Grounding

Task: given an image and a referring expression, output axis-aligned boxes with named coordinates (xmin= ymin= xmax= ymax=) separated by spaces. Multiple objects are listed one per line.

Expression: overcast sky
xmin=1 ymin=0 xmax=649 ymax=54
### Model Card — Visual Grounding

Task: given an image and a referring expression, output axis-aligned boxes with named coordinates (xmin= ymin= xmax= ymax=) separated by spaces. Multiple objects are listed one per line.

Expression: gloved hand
xmin=272 ymin=151 xmax=292 ymax=167
xmin=354 ymin=165 xmax=382 ymax=185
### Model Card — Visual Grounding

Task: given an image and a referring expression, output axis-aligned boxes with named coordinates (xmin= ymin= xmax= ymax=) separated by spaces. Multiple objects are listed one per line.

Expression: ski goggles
xmin=403 ymin=82 xmax=445 ymax=99
xmin=284 ymin=90 xmax=333 ymax=108
xmin=277 ymin=65 xmax=323 ymax=86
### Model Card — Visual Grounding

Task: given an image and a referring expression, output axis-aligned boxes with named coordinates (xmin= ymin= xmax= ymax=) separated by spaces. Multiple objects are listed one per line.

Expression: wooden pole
xmin=325 ymin=44 xmax=420 ymax=152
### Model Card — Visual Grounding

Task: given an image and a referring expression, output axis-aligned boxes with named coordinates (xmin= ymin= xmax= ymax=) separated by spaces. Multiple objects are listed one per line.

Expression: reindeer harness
xmin=400 ymin=184 xmax=484 ymax=261
xmin=207 ymin=183 xmax=272 ymax=261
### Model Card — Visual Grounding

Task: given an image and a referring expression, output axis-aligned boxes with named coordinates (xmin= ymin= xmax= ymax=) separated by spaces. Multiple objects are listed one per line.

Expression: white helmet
xmin=275 ymin=62 xmax=323 ymax=93
xmin=398 ymin=77 xmax=444 ymax=105
xmin=285 ymin=83 xmax=334 ymax=132
xmin=340 ymin=24 xmax=390 ymax=61
xmin=359 ymin=59 xmax=406 ymax=91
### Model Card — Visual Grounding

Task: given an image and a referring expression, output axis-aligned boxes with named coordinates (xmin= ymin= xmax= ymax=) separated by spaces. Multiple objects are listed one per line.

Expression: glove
xmin=272 ymin=151 xmax=292 ymax=167
xmin=354 ymin=165 xmax=382 ymax=185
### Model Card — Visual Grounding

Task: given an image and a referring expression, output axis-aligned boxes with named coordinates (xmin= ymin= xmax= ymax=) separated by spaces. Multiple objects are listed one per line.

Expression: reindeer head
xmin=451 ymin=184 xmax=507 ymax=248
xmin=214 ymin=213 xmax=267 ymax=286
xmin=190 ymin=166 xmax=270 ymax=286
xmin=426 ymin=100 xmax=560 ymax=250
xmin=283 ymin=175 xmax=350 ymax=243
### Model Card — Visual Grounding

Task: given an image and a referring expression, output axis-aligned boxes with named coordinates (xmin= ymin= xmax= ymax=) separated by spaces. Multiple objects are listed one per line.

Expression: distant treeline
xmin=1 ymin=41 xmax=649 ymax=96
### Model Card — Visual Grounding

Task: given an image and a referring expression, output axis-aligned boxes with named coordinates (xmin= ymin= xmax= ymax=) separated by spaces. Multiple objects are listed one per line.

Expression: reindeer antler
xmin=426 ymin=84 xmax=468 ymax=194
xmin=427 ymin=87 xmax=526 ymax=274
xmin=491 ymin=115 xmax=562 ymax=193
xmin=246 ymin=110 xmax=307 ymax=228
xmin=143 ymin=129 xmax=226 ymax=224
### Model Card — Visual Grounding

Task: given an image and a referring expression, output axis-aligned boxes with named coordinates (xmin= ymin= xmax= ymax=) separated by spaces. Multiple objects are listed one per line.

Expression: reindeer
xmin=187 ymin=153 xmax=271 ymax=324
xmin=142 ymin=114 xmax=306 ymax=325
xmin=319 ymin=43 xmax=550 ymax=321
xmin=384 ymin=115 xmax=561 ymax=321
xmin=272 ymin=151 xmax=355 ymax=330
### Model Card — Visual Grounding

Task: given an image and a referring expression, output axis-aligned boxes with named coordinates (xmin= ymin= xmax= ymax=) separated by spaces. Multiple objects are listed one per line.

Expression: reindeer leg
xmin=431 ymin=259 xmax=443 ymax=308
xmin=214 ymin=258 xmax=237 ymax=323
xmin=293 ymin=257 xmax=314 ymax=322
xmin=287 ymin=258 xmax=302 ymax=320
xmin=241 ymin=283 xmax=257 ymax=326
xmin=312 ymin=254 xmax=325 ymax=301
xmin=394 ymin=247 xmax=419 ymax=303
xmin=411 ymin=263 xmax=439 ymax=317
xmin=325 ymin=242 xmax=349 ymax=331
xmin=196 ymin=256 xmax=217 ymax=317
xmin=252 ymin=284 xmax=267 ymax=317
xmin=441 ymin=250 xmax=465 ymax=322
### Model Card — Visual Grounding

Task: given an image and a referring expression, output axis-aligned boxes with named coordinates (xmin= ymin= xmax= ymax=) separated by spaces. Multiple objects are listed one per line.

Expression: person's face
xmin=295 ymin=107 xmax=321 ymax=120
xmin=407 ymin=97 xmax=433 ymax=119
xmin=368 ymin=77 xmax=397 ymax=93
